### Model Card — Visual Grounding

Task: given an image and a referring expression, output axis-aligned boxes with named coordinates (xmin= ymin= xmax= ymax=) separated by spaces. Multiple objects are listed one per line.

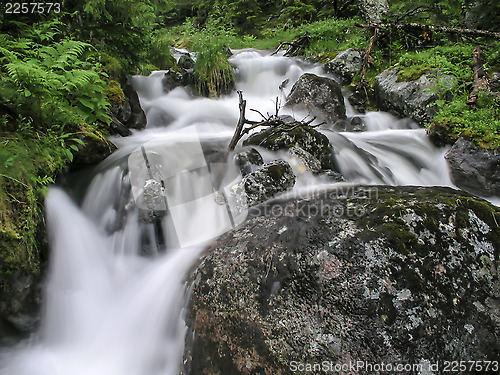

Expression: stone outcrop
xmin=324 ymin=48 xmax=363 ymax=85
xmin=374 ymin=69 xmax=454 ymax=126
xmin=183 ymin=186 xmax=500 ymax=374
xmin=445 ymin=137 xmax=500 ymax=196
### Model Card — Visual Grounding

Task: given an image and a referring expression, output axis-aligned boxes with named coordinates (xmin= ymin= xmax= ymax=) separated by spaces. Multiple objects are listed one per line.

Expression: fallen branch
xmin=271 ymin=34 xmax=311 ymax=57
xmin=225 ymin=92 xmax=322 ymax=160
xmin=467 ymin=46 xmax=490 ymax=107
xmin=360 ymin=27 xmax=380 ymax=85
xmin=225 ymin=91 xmax=247 ymax=160
xmin=356 ymin=22 xmax=500 ymax=40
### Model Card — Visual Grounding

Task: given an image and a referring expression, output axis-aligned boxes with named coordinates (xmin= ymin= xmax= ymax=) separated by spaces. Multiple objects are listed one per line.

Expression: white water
xmin=0 ymin=49 xmax=494 ymax=374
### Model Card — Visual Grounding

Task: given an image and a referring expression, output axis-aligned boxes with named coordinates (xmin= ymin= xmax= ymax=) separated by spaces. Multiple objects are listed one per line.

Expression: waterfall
xmin=0 ymin=49 xmax=485 ymax=374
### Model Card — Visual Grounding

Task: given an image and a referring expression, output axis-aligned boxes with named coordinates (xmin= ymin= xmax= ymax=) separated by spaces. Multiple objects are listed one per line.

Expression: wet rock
xmin=238 ymin=160 xmax=295 ymax=207
xmin=110 ymin=99 xmax=132 ymax=125
xmin=333 ymin=117 xmax=367 ymax=132
xmin=244 ymin=122 xmax=340 ymax=174
xmin=285 ymin=73 xmax=346 ymax=124
xmin=235 ymin=148 xmax=264 ymax=176
xmin=445 ymin=137 xmax=500 ymax=196
xmin=374 ymin=69 xmax=455 ymax=126
xmin=178 ymin=54 xmax=195 ymax=70
xmin=108 ymin=80 xmax=146 ymax=134
xmin=122 ymin=80 xmax=147 ymax=130
xmin=184 ymin=186 xmax=500 ymax=374
xmin=72 ymin=133 xmax=117 ymax=165
xmin=0 ymin=271 xmax=42 ymax=343
xmin=324 ymin=48 xmax=363 ymax=85
xmin=162 ymin=70 xmax=184 ymax=93
xmin=426 ymin=121 xmax=458 ymax=147
xmin=347 ymin=87 xmax=370 ymax=114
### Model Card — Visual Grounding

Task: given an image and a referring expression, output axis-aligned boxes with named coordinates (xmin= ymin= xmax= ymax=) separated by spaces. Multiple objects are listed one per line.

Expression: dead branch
xmin=226 ymin=91 xmax=247 ymax=159
xmin=225 ymin=91 xmax=322 ymax=160
xmin=356 ymin=22 xmax=500 ymax=40
xmin=360 ymin=27 xmax=380 ymax=86
xmin=271 ymin=34 xmax=311 ymax=57
xmin=467 ymin=46 xmax=490 ymax=107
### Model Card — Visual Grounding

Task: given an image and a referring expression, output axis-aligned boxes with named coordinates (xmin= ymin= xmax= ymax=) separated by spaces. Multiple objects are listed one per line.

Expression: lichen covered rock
xmin=184 ymin=186 xmax=499 ymax=374
xmin=374 ymin=69 xmax=455 ymax=126
xmin=324 ymin=48 xmax=363 ymax=85
xmin=238 ymin=160 xmax=296 ymax=207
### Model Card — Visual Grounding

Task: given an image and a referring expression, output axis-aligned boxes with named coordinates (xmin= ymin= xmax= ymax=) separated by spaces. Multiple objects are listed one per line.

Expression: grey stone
xmin=235 ymin=148 xmax=264 ymax=176
xmin=490 ymin=72 xmax=500 ymax=92
xmin=178 ymin=54 xmax=195 ymax=70
xmin=285 ymin=73 xmax=346 ymax=125
xmin=445 ymin=137 xmax=500 ymax=196
xmin=183 ymin=186 xmax=500 ymax=374
xmin=162 ymin=70 xmax=184 ymax=93
xmin=324 ymin=48 xmax=363 ymax=85
xmin=237 ymin=160 xmax=296 ymax=207
xmin=374 ymin=69 xmax=455 ymax=126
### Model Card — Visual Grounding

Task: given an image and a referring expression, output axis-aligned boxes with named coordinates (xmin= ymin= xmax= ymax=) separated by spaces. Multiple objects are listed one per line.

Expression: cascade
xmin=1 ymin=49 xmax=483 ymax=374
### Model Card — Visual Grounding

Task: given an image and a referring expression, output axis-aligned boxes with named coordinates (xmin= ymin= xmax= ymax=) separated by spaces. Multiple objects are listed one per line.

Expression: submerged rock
xmin=324 ymin=48 xmax=363 ymax=85
xmin=285 ymin=73 xmax=346 ymax=124
xmin=374 ymin=69 xmax=454 ymax=126
xmin=445 ymin=137 xmax=500 ymax=196
xmin=184 ymin=186 xmax=500 ymax=374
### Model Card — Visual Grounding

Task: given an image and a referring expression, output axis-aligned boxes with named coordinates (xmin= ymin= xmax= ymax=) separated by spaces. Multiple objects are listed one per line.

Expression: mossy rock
xmin=184 ymin=186 xmax=499 ymax=374
xmin=244 ymin=122 xmax=339 ymax=174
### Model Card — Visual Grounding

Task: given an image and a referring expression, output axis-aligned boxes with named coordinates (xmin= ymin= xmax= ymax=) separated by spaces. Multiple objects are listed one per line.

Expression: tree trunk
xmin=357 ymin=0 xmax=389 ymax=23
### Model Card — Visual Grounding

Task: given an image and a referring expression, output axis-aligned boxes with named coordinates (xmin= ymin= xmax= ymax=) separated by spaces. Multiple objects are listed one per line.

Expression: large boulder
xmin=374 ymin=69 xmax=454 ymax=126
xmin=285 ymin=73 xmax=346 ymax=125
xmin=445 ymin=137 xmax=500 ymax=196
xmin=183 ymin=186 xmax=500 ymax=374
xmin=324 ymin=48 xmax=363 ymax=85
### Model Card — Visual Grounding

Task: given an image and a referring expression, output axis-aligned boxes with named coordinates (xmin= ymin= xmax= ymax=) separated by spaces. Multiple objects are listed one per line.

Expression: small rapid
xmin=0 ymin=49 xmax=479 ymax=375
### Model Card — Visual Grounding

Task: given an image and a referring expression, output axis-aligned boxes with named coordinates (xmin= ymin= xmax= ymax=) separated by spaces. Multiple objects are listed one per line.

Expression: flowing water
xmin=0 ymin=49 xmax=493 ymax=374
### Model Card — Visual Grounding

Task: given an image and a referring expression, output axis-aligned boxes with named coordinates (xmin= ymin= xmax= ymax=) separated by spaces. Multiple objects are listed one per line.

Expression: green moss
xmin=429 ymin=92 xmax=500 ymax=149
xmin=0 ymin=132 xmax=69 ymax=289
xmin=105 ymin=79 xmax=125 ymax=104
xmin=396 ymin=65 xmax=430 ymax=82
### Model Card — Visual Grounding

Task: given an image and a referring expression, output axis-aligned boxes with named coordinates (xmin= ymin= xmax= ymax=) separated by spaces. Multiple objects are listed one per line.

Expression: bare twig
xmin=250 ymin=108 xmax=267 ymax=120
xmin=225 ymin=91 xmax=247 ymax=161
